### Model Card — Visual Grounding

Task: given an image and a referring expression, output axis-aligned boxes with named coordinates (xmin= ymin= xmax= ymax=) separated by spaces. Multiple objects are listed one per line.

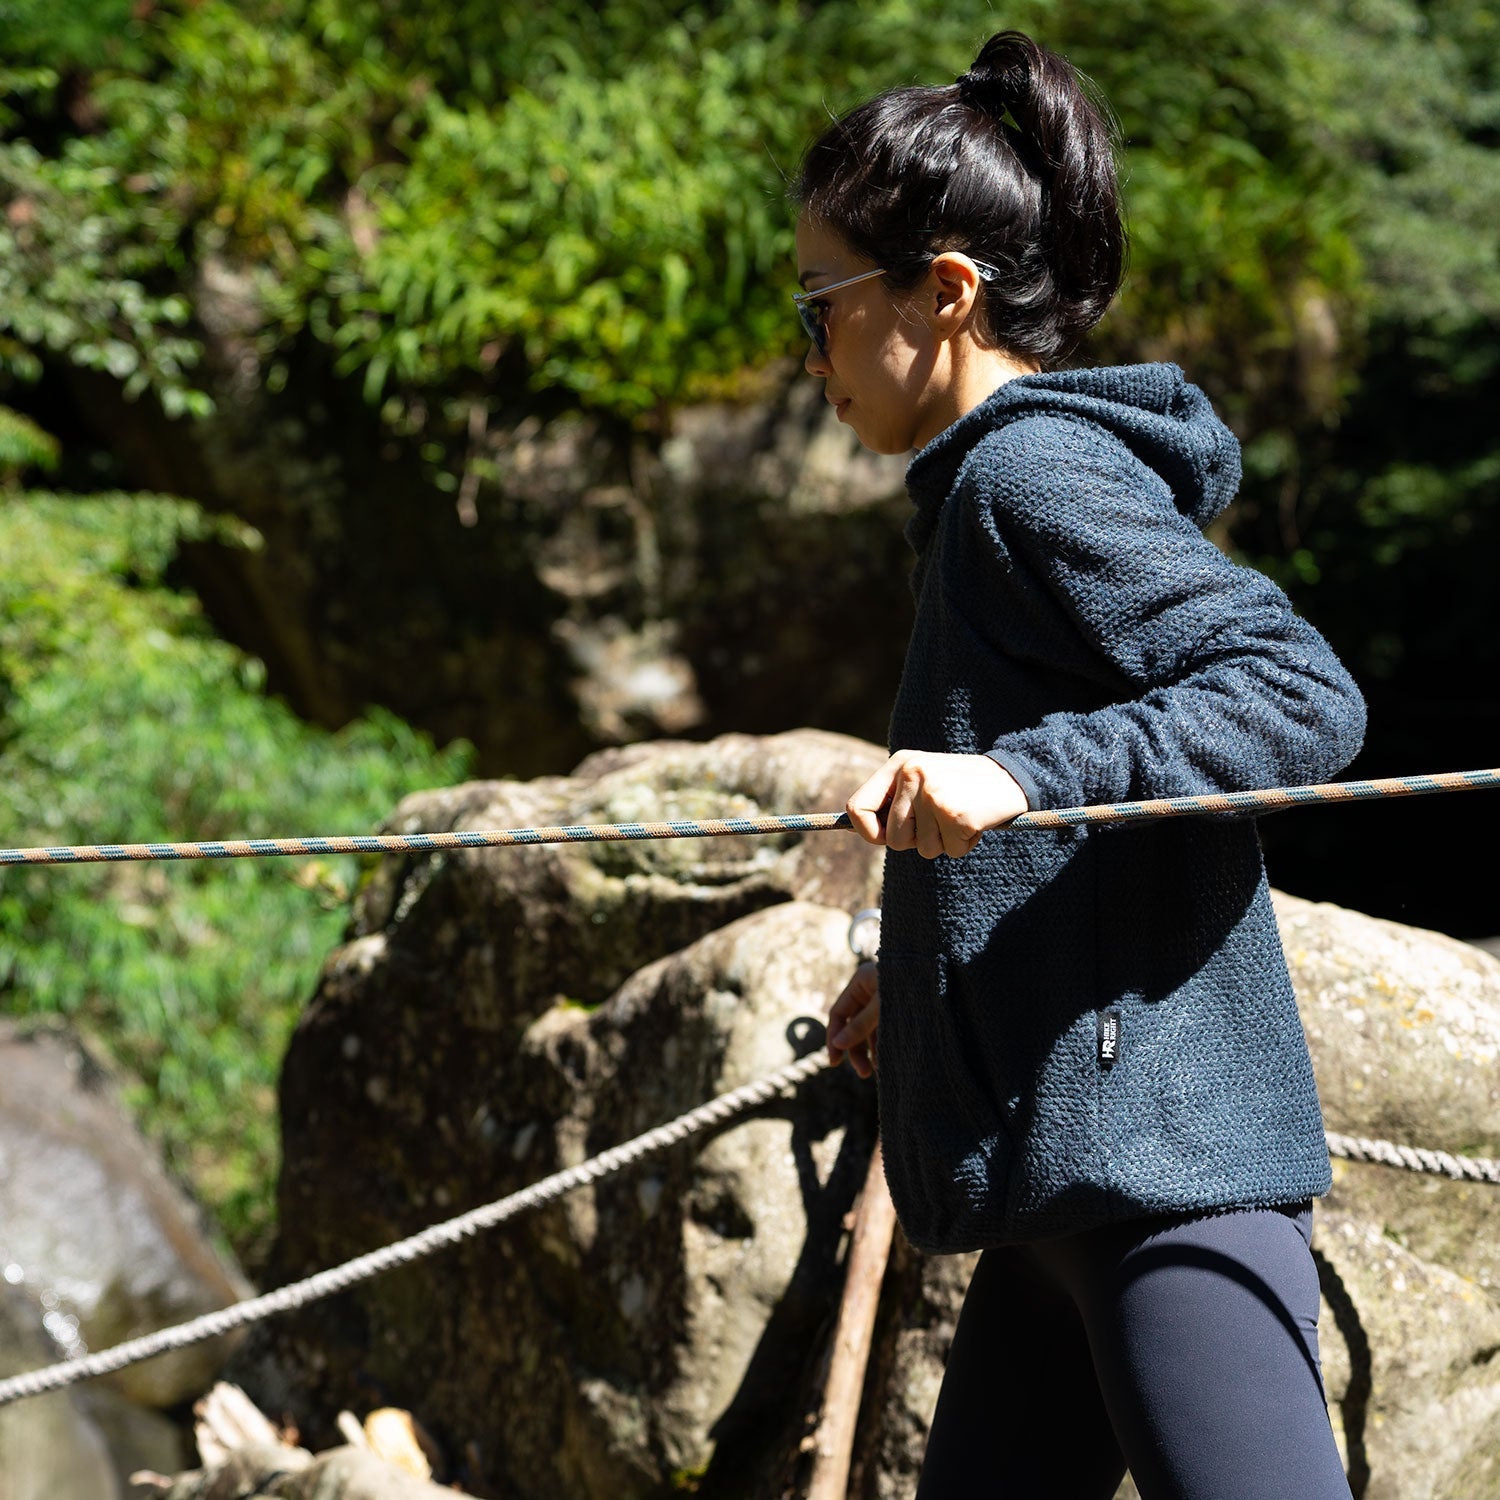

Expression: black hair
xmin=789 ymin=30 xmax=1128 ymax=368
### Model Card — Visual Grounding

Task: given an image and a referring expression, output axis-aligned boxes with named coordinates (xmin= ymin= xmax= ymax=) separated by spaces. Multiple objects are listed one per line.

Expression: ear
xmin=924 ymin=252 xmax=987 ymax=341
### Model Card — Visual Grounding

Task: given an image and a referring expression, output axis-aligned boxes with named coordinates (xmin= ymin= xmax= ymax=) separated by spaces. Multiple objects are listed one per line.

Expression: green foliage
xmin=0 ymin=0 xmax=1382 ymax=434
xmin=0 ymin=136 xmax=209 ymax=413
xmin=0 ymin=67 xmax=55 ymax=134
xmin=257 ymin=0 xmax=639 ymax=106
xmin=315 ymin=20 xmax=805 ymax=415
xmin=1218 ymin=0 xmax=1500 ymax=693
xmin=112 ymin=5 xmax=401 ymax=257
xmin=0 ymin=0 xmax=1489 ymax=445
xmin=0 ymin=0 xmax=152 ymax=74
xmin=1280 ymin=0 xmax=1500 ymax=330
xmin=0 ymin=401 xmax=57 ymax=473
xmin=291 ymin=0 xmax=890 ymax=415
xmin=0 ymin=491 xmax=473 ymax=1256
xmin=1049 ymin=0 xmax=1366 ymax=413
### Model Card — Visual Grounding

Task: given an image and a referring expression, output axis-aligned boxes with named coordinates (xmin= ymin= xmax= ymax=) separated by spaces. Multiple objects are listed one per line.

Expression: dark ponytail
xmin=789 ymin=30 xmax=1128 ymax=367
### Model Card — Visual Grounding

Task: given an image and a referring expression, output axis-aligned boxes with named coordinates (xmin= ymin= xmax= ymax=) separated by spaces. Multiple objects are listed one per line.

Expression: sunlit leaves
xmin=0 ymin=403 xmax=57 ymax=474
xmin=0 ymin=137 xmax=209 ymax=410
xmin=0 ymin=492 xmax=472 ymax=1252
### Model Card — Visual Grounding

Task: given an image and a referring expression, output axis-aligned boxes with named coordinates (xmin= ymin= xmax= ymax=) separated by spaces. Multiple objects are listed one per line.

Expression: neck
xmin=913 ymin=346 xmax=1041 ymax=451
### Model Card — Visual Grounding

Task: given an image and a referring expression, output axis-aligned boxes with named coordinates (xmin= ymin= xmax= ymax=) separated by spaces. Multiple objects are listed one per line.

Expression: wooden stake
xmin=807 ymin=1136 xmax=897 ymax=1500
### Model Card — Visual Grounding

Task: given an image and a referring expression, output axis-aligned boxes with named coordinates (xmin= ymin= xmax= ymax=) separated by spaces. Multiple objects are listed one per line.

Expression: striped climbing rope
xmin=0 ymin=765 xmax=1496 ymax=1410
xmin=2 ymin=768 xmax=1497 ymax=867
xmin=1015 ymin=766 xmax=1500 ymax=829
xmin=0 ymin=814 xmax=850 ymax=866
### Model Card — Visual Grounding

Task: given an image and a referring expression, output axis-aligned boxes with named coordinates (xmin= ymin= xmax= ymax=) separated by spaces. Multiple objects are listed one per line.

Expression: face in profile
xmin=794 ymin=214 xmax=943 ymax=456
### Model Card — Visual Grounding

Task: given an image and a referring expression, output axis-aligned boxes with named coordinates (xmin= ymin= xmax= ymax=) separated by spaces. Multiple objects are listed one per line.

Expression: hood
xmin=904 ymin=362 xmax=1242 ymax=538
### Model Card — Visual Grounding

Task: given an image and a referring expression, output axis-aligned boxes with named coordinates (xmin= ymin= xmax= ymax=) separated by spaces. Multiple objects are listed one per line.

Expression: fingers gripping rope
xmin=0 ymin=1050 xmax=832 ymax=1410
xmin=2 ymin=768 xmax=1498 ymax=1409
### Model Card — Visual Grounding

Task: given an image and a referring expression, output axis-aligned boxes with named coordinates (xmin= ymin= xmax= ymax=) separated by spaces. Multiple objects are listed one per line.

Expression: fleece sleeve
xmin=970 ymin=416 xmax=1367 ymax=812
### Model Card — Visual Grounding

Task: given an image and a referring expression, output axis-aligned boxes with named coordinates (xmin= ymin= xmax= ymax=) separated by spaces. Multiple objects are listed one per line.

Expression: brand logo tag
xmin=1098 ymin=1008 xmax=1122 ymax=1069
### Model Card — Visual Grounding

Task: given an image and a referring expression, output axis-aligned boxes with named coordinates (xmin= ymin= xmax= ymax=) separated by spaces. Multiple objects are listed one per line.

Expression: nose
xmin=804 ymin=336 xmax=830 ymax=377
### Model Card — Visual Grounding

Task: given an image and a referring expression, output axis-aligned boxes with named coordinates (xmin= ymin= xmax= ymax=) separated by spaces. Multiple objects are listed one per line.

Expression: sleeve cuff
xmin=984 ymin=747 xmax=1042 ymax=811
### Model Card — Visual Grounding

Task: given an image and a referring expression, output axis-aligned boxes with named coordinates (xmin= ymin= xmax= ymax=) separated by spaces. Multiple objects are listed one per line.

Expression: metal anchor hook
xmin=847 ymin=907 xmax=881 ymax=963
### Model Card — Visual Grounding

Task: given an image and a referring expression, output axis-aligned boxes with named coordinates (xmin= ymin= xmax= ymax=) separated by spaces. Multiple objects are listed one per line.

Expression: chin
xmin=839 ymin=404 xmax=911 ymax=456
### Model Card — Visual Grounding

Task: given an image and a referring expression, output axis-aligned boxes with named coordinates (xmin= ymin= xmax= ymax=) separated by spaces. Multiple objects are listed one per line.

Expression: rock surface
xmin=0 ymin=1281 xmax=122 ymax=1500
xmin=0 ymin=1022 xmax=252 ymax=1406
xmin=229 ymin=734 xmax=1500 ymax=1498
xmin=1314 ymin=1209 xmax=1500 ymax=1499
xmin=1278 ymin=891 xmax=1500 ymax=1496
xmin=0 ymin=1021 xmax=247 ymax=1496
xmin=1282 ymin=890 xmax=1500 ymax=1159
xmin=162 ymin=1442 xmax=459 ymax=1500
xmin=72 ymin=328 xmax=916 ymax=776
xmin=237 ymin=729 xmax=885 ymax=1496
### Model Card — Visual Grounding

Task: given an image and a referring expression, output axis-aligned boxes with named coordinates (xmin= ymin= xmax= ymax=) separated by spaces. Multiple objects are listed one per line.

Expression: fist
xmin=846 ymin=750 xmax=1029 ymax=859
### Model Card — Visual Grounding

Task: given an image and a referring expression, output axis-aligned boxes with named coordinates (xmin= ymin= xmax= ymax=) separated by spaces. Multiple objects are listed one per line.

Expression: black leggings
xmin=915 ymin=1199 xmax=1353 ymax=1500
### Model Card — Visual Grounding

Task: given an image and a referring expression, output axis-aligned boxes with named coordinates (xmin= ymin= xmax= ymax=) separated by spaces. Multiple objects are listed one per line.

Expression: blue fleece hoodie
xmin=877 ymin=361 xmax=1365 ymax=1253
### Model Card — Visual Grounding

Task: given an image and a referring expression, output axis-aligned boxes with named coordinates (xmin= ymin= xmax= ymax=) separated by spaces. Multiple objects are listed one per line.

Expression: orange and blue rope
xmin=0 ymin=813 xmax=850 ymax=866
xmin=2 ymin=768 xmax=1497 ymax=867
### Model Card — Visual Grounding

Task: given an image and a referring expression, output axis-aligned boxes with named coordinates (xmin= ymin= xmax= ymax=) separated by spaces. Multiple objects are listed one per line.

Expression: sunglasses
xmin=792 ymin=257 xmax=1003 ymax=357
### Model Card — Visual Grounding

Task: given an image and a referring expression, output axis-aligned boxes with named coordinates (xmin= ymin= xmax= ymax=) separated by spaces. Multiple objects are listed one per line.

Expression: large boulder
xmin=0 ymin=1021 xmax=249 ymax=1495
xmin=238 ymin=729 xmax=885 ymax=1496
xmin=0 ymin=1292 xmax=188 ymax=1499
xmin=235 ymin=734 xmax=1500 ymax=1498
xmin=0 ymin=1281 xmax=121 ymax=1500
xmin=1277 ymin=892 xmax=1500 ymax=1496
xmin=72 ymin=312 xmax=916 ymax=775
xmin=1283 ymin=890 xmax=1500 ymax=1163
xmin=1313 ymin=1209 xmax=1500 ymax=1499
xmin=0 ymin=1022 xmax=252 ymax=1406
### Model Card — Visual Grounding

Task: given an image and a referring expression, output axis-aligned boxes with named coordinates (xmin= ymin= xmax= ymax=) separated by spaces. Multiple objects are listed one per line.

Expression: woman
xmin=791 ymin=29 xmax=1364 ymax=1500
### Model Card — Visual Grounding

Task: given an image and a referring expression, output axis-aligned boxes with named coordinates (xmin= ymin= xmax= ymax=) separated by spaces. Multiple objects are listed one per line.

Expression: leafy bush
xmin=0 ymin=135 xmax=207 ymax=413
xmin=0 ymin=0 xmax=1375 ymax=435
xmin=0 ymin=491 xmax=472 ymax=1259
xmin=0 ymin=401 xmax=56 ymax=472
xmin=0 ymin=0 xmax=153 ymax=75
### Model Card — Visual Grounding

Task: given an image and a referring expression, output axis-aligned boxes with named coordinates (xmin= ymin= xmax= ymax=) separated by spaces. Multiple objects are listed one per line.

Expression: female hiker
xmin=793 ymin=29 xmax=1364 ymax=1500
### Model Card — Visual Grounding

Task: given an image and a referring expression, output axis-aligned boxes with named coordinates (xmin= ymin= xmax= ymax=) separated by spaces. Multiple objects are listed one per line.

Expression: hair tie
xmin=955 ymin=68 xmax=1014 ymax=122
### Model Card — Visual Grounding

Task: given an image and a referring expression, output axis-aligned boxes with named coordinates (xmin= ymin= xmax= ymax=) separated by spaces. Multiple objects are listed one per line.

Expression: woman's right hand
xmin=846 ymin=749 xmax=1028 ymax=858
xmin=827 ymin=960 xmax=879 ymax=1078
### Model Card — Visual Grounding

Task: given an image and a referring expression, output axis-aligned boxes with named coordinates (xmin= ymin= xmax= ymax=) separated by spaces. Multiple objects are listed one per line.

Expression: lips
xmin=829 ymin=397 xmax=851 ymax=416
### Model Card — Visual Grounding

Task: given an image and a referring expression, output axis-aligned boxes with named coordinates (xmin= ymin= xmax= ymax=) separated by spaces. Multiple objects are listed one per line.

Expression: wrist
xmin=983 ymin=747 xmax=1039 ymax=812
xmin=975 ymin=752 xmax=1030 ymax=827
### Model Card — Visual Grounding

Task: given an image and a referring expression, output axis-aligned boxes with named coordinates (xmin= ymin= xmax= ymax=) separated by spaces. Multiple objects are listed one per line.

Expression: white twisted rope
xmin=0 ymin=1049 xmax=831 ymax=1409
xmin=3 ymin=1034 xmax=1495 ymax=1411
xmin=1325 ymin=1130 xmax=1500 ymax=1184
